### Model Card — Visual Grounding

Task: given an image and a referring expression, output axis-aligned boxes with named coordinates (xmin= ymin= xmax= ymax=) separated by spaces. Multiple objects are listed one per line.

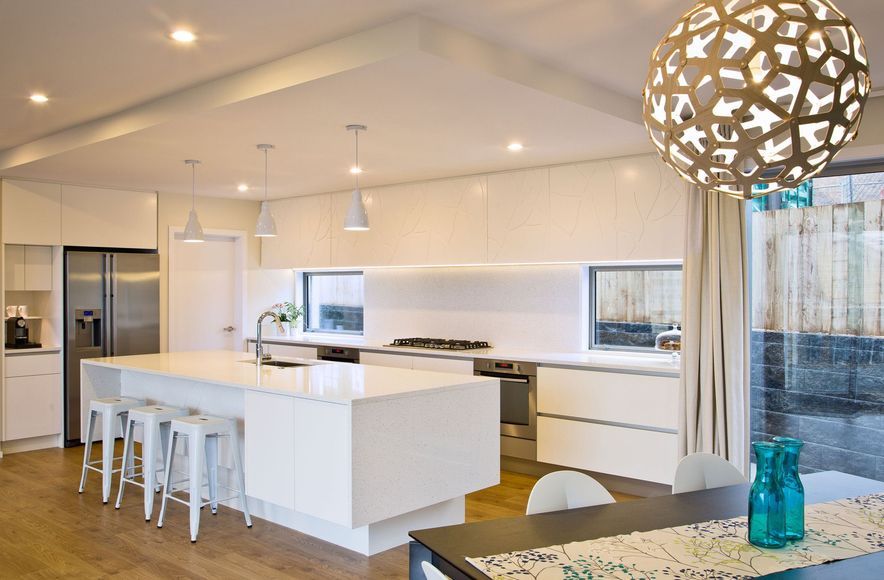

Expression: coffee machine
xmin=5 ymin=317 xmax=41 ymax=349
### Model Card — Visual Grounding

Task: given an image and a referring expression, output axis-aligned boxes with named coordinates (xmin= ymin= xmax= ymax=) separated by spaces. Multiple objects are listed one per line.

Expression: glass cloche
xmin=655 ymin=323 xmax=682 ymax=358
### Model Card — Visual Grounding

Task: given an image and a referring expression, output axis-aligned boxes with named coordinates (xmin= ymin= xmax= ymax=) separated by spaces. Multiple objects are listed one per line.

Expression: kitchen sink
xmin=240 ymin=359 xmax=309 ymax=368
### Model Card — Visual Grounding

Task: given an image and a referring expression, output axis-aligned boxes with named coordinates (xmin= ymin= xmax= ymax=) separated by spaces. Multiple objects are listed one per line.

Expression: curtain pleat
xmin=679 ymin=185 xmax=751 ymax=476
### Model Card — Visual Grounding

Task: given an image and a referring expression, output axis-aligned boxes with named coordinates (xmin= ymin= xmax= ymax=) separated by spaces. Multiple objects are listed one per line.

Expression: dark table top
xmin=410 ymin=471 xmax=884 ymax=579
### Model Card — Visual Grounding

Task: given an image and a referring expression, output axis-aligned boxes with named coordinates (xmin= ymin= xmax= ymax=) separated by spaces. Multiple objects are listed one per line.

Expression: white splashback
xmin=363 ymin=265 xmax=583 ymax=351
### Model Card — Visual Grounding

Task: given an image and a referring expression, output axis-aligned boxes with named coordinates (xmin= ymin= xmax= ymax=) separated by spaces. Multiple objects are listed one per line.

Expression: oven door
xmin=476 ymin=371 xmax=537 ymax=440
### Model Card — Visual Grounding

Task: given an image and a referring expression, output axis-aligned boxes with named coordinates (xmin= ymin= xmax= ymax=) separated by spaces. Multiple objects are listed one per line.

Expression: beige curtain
xmin=679 ymin=185 xmax=751 ymax=476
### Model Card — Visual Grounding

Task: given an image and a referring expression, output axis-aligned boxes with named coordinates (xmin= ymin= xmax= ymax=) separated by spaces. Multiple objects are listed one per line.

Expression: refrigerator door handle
xmin=110 ymin=254 xmax=118 ymax=357
xmin=103 ymin=253 xmax=113 ymax=357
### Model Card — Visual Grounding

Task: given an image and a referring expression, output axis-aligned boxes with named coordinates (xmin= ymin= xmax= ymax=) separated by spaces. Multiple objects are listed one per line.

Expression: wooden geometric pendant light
xmin=643 ymin=0 xmax=871 ymax=199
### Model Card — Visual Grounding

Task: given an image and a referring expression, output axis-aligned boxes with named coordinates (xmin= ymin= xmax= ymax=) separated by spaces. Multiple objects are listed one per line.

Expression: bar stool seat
xmin=78 ymin=396 xmax=145 ymax=504
xmin=157 ymin=415 xmax=252 ymax=542
xmin=115 ymin=405 xmax=189 ymax=520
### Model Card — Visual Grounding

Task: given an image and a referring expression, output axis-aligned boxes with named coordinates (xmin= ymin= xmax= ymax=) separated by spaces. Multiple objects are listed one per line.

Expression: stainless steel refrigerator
xmin=64 ymin=250 xmax=160 ymax=446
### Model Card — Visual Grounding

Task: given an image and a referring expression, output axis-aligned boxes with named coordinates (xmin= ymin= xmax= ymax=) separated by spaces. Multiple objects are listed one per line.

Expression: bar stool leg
xmin=205 ymin=434 xmax=219 ymax=515
xmin=158 ymin=422 xmax=171 ymax=493
xmin=157 ymin=431 xmax=178 ymax=529
xmin=78 ymin=410 xmax=97 ymax=493
xmin=189 ymin=432 xmax=206 ymax=542
xmin=100 ymin=410 xmax=118 ymax=504
xmin=142 ymin=419 xmax=158 ymax=521
xmin=229 ymin=424 xmax=252 ymax=527
xmin=114 ymin=415 xmax=136 ymax=509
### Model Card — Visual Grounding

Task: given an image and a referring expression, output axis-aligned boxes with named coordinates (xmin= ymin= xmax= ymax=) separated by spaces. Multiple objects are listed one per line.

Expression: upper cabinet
xmin=259 ymin=153 xmax=687 ymax=270
xmin=61 ymin=185 xmax=157 ymax=249
xmin=5 ymin=245 xmax=53 ymax=291
xmin=487 ymin=169 xmax=550 ymax=264
xmin=2 ymin=180 xmax=158 ymax=250
xmin=261 ymin=194 xmax=332 ymax=269
xmin=1 ymin=180 xmax=62 ymax=246
xmin=548 ymin=156 xmax=686 ymax=262
xmin=330 ymin=175 xmax=488 ymax=268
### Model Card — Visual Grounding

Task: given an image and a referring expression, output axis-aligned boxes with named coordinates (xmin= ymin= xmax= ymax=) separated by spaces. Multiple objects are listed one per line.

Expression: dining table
xmin=408 ymin=471 xmax=884 ymax=579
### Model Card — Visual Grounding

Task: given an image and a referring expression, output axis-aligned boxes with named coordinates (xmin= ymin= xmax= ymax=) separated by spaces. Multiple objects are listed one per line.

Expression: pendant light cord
xmin=354 ymin=129 xmax=360 ymax=190
xmin=264 ymin=147 xmax=269 ymax=202
xmin=191 ymin=162 xmax=196 ymax=210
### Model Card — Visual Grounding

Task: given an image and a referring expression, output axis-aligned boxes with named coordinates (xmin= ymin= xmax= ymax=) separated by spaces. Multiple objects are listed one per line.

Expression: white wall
xmin=362 ymin=264 xmax=584 ymax=351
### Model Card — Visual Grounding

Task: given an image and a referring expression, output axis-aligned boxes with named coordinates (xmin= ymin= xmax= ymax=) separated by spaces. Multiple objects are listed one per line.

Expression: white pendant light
xmin=255 ymin=144 xmax=278 ymax=237
xmin=182 ymin=159 xmax=204 ymax=243
xmin=343 ymin=124 xmax=369 ymax=231
xmin=642 ymin=0 xmax=870 ymax=199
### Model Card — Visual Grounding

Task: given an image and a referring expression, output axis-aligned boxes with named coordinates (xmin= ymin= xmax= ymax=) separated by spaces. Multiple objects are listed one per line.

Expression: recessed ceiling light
xmin=170 ymin=29 xmax=196 ymax=43
xmin=350 ymin=166 xmax=363 ymax=174
xmin=29 ymin=93 xmax=49 ymax=104
xmin=507 ymin=142 xmax=524 ymax=152
xmin=237 ymin=183 xmax=249 ymax=192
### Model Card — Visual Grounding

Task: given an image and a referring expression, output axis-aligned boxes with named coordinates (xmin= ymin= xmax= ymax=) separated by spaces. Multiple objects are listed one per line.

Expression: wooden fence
xmin=751 ymin=200 xmax=883 ymax=335
xmin=595 ymin=269 xmax=681 ymax=324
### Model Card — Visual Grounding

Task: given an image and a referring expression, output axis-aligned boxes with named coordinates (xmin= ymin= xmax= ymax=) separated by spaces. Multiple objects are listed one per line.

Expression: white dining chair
xmin=672 ymin=452 xmax=747 ymax=494
xmin=422 ymin=560 xmax=449 ymax=580
xmin=526 ymin=470 xmax=616 ymax=515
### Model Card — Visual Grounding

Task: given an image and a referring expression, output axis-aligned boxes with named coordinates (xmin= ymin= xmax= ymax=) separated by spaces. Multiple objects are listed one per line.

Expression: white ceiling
xmin=2 ymin=0 xmax=882 ymax=199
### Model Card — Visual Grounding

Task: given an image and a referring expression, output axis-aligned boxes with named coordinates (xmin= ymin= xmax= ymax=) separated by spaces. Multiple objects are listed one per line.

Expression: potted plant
xmin=272 ymin=301 xmax=305 ymax=335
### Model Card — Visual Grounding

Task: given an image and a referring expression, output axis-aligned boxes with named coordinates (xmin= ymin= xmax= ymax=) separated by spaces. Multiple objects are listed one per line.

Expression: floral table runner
xmin=467 ymin=493 xmax=884 ymax=579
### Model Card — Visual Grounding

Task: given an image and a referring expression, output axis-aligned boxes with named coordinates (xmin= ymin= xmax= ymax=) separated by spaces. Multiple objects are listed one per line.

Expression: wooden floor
xmin=0 ymin=445 xmax=633 ymax=579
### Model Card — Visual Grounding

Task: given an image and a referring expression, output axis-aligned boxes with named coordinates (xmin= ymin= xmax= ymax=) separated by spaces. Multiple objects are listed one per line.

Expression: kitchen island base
xmin=80 ymin=352 xmax=499 ymax=555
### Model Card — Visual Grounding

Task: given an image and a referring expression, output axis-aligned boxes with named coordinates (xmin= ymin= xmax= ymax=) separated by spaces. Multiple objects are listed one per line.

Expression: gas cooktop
xmin=387 ymin=338 xmax=491 ymax=350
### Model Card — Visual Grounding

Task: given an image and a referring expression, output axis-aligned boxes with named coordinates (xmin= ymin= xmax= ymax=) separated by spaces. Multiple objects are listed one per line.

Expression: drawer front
xmin=411 ymin=356 xmax=473 ymax=375
xmin=4 ymin=374 xmax=62 ymax=441
xmin=5 ymin=353 xmax=62 ymax=377
xmin=538 ymin=367 xmax=678 ymax=430
xmin=537 ymin=416 xmax=677 ymax=484
xmin=360 ymin=352 xmax=414 ymax=369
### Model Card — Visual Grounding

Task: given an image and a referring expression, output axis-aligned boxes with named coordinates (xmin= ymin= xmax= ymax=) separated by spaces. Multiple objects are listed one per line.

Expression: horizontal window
xmin=589 ymin=266 xmax=682 ymax=352
xmin=303 ymin=272 xmax=364 ymax=335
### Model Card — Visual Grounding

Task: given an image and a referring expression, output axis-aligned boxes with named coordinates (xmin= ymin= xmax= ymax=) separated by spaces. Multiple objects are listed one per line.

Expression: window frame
xmin=587 ymin=263 xmax=683 ymax=353
xmin=302 ymin=270 xmax=365 ymax=336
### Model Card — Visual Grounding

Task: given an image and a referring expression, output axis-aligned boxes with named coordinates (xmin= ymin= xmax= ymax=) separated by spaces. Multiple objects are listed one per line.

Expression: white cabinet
xmin=538 ymin=367 xmax=678 ymax=430
xmin=244 ymin=390 xmax=295 ymax=509
xmin=360 ymin=351 xmax=473 ymax=374
xmin=3 ymin=352 xmax=62 ymax=441
xmin=359 ymin=351 xmax=414 ymax=369
xmin=261 ymin=195 xmax=332 ymax=269
xmin=411 ymin=356 xmax=473 ymax=375
xmin=487 ymin=168 xmax=550 ymax=264
xmin=330 ymin=175 xmax=488 ymax=268
xmin=1 ymin=180 xmax=62 ymax=246
xmin=536 ymin=367 xmax=679 ymax=484
xmin=245 ymin=341 xmax=317 ymax=360
xmin=538 ymin=416 xmax=677 ymax=485
xmin=4 ymin=245 xmax=53 ymax=291
xmin=61 ymin=185 xmax=157 ymax=249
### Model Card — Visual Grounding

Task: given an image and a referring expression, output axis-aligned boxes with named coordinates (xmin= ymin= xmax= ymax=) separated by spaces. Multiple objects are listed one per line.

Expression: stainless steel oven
xmin=317 ymin=345 xmax=360 ymax=363
xmin=474 ymin=359 xmax=537 ymax=460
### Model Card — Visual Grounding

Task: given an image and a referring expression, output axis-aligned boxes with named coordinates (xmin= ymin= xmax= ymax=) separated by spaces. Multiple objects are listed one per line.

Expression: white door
xmin=170 ymin=232 xmax=243 ymax=351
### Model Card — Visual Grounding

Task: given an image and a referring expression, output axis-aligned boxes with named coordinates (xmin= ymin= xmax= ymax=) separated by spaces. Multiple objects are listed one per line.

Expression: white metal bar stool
xmin=78 ymin=396 xmax=145 ymax=504
xmin=157 ymin=415 xmax=252 ymax=542
xmin=115 ymin=405 xmax=188 ymax=520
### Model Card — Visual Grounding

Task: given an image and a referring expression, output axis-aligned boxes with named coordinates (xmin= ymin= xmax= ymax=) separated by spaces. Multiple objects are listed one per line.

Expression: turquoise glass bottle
xmin=748 ymin=441 xmax=786 ymax=548
xmin=773 ymin=436 xmax=805 ymax=541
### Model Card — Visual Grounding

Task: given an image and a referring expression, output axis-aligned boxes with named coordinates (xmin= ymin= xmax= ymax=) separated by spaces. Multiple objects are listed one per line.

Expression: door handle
xmin=223 ymin=326 xmax=235 ymax=332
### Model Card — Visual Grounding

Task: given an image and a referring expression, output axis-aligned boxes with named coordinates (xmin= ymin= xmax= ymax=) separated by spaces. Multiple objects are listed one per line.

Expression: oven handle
xmin=476 ymin=372 xmax=531 ymax=383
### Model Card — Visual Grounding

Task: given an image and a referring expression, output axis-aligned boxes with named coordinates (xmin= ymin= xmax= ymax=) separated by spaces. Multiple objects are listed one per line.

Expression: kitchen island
xmin=80 ymin=350 xmax=499 ymax=555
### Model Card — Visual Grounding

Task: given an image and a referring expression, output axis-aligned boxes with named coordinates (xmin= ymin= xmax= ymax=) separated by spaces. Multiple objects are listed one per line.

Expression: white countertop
xmin=4 ymin=345 xmax=62 ymax=355
xmin=82 ymin=350 xmax=495 ymax=405
xmin=247 ymin=334 xmax=681 ymax=375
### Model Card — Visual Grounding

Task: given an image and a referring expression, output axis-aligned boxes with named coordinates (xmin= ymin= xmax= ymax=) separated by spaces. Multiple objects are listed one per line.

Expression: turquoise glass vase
xmin=773 ymin=436 xmax=805 ymax=541
xmin=748 ymin=441 xmax=786 ymax=548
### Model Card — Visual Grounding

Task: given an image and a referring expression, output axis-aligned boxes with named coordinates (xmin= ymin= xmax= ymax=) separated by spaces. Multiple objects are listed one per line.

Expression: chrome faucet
xmin=256 ymin=310 xmax=285 ymax=363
